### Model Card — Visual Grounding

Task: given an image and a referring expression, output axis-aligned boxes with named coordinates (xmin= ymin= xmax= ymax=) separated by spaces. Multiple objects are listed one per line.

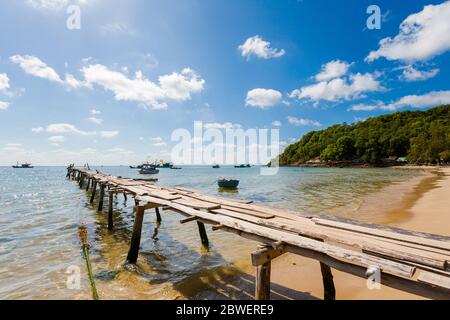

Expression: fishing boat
xmin=154 ymin=161 xmax=173 ymax=168
xmin=139 ymin=165 xmax=159 ymax=175
xmin=234 ymin=164 xmax=251 ymax=168
xmin=212 ymin=164 xmax=220 ymax=168
xmin=160 ymin=162 xmax=173 ymax=168
xmin=12 ymin=162 xmax=34 ymax=169
xmin=217 ymin=178 xmax=239 ymax=189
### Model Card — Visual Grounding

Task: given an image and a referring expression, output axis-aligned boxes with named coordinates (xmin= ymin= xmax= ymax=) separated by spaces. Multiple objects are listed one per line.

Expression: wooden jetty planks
xmin=417 ymin=271 xmax=450 ymax=290
xmin=173 ymin=197 xmax=222 ymax=210
xmin=313 ymin=218 xmax=450 ymax=251
xmin=135 ymin=195 xmax=415 ymax=278
xmin=212 ymin=209 xmax=449 ymax=270
xmin=68 ymin=167 xmax=450 ymax=299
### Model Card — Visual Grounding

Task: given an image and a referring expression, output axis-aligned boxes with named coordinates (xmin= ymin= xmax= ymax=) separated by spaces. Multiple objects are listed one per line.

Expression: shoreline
xmin=234 ymin=166 xmax=450 ymax=300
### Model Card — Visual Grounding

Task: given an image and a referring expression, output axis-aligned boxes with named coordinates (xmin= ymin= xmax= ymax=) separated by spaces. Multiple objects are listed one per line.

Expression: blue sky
xmin=1 ymin=0 xmax=449 ymax=165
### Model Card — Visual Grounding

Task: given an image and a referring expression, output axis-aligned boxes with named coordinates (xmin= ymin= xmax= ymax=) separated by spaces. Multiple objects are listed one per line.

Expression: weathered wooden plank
xmin=313 ymin=218 xmax=450 ymax=251
xmin=251 ymin=244 xmax=287 ymax=266
xmin=417 ymin=271 xmax=450 ymax=291
xmin=173 ymin=198 xmax=221 ymax=210
xmin=216 ymin=225 xmax=450 ymax=300
xmin=145 ymin=198 xmax=417 ymax=278
xmin=220 ymin=206 xmax=275 ymax=219
xmin=180 ymin=216 xmax=198 ymax=224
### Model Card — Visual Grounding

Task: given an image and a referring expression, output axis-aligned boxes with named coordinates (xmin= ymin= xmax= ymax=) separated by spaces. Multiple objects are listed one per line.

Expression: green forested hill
xmin=278 ymin=105 xmax=450 ymax=165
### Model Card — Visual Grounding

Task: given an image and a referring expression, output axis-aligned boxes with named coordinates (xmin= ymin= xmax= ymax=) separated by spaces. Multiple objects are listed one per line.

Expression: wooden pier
xmin=67 ymin=166 xmax=450 ymax=300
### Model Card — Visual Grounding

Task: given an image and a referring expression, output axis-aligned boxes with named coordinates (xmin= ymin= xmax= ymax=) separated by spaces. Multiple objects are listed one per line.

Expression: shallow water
xmin=0 ymin=166 xmax=419 ymax=299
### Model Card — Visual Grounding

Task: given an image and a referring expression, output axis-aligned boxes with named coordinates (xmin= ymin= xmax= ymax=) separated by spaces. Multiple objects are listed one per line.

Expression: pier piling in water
xmin=90 ymin=181 xmax=97 ymax=204
xmin=196 ymin=221 xmax=209 ymax=248
xmin=67 ymin=166 xmax=450 ymax=300
xmin=108 ymin=192 xmax=114 ymax=230
xmin=98 ymin=184 xmax=105 ymax=212
xmin=127 ymin=205 xmax=145 ymax=263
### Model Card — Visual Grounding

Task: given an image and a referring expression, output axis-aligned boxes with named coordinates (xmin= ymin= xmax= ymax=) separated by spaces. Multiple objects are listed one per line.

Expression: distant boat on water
xmin=212 ymin=165 xmax=220 ymax=168
xmin=234 ymin=164 xmax=251 ymax=168
xmin=139 ymin=164 xmax=159 ymax=175
xmin=12 ymin=162 xmax=34 ymax=169
xmin=132 ymin=161 xmax=173 ymax=169
xmin=170 ymin=166 xmax=182 ymax=170
xmin=217 ymin=178 xmax=239 ymax=189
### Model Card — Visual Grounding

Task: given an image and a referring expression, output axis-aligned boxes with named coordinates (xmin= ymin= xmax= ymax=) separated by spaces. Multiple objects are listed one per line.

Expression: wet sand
xmin=241 ymin=167 xmax=450 ymax=300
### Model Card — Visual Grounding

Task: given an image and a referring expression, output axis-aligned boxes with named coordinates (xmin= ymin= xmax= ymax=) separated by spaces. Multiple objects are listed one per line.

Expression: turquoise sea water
xmin=0 ymin=166 xmax=418 ymax=299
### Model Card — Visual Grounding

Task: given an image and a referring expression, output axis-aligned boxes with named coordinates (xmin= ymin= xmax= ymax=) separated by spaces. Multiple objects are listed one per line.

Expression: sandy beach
xmin=241 ymin=167 xmax=450 ymax=300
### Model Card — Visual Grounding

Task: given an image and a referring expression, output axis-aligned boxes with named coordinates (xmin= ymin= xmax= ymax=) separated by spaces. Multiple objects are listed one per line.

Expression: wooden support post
xmin=255 ymin=261 xmax=271 ymax=300
xmin=127 ymin=205 xmax=145 ymax=263
xmin=90 ymin=181 xmax=97 ymax=203
xmin=196 ymin=221 xmax=209 ymax=247
xmin=108 ymin=192 xmax=114 ymax=230
xmin=320 ymin=262 xmax=336 ymax=300
xmin=97 ymin=184 xmax=105 ymax=211
xmin=155 ymin=207 xmax=162 ymax=223
xmin=86 ymin=178 xmax=91 ymax=191
xmin=79 ymin=175 xmax=85 ymax=188
xmin=123 ymin=192 xmax=127 ymax=203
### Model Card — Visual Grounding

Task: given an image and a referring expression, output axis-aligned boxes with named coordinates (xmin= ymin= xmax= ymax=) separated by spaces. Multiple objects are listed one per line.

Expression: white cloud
xmin=0 ymin=73 xmax=10 ymax=92
xmin=387 ymin=90 xmax=450 ymax=110
xmin=11 ymin=55 xmax=62 ymax=83
xmin=64 ymin=73 xmax=86 ymax=89
xmin=315 ymin=60 xmax=351 ymax=81
xmin=100 ymin=23 xmax=135 ymax=36
xmin=10 ymin=55 xmax=86 ymax=89
xmin=366 ymin=1 xmax=450 ymax=62
xmin=26 ymin=0 xmax=69 ymax=11
xmin=287 ymin=116 xmax=321 ymax=127
xmin=204 ymin=122 xmax=242 ymax=130
xmin=151 ymin=137 xmax=164 ymax=142
xmin=159 ymin=68 xmax=205 ymax=101
xmin=290 ymin=72 xmax=383 ymax=102
xmin=400 ymin=65 xmax=439 ymax=82
xmin=48 ymin=135 xmax=65 ymax=143
xmin=46 ymin=123 xmax=96 ymax=136
xmin=88 ymin=117 xmax=103 ymax=125
xmin=348 ymin=101 xmax=384 ymax=111
xmin=90 ymin=109 xmax=101 ymax=115
xmin=350 ymin=90 xmax=450 ymax=112
xmin=3 ymin=143 xmax=24 ymax=152
xmin=238 ymin=35 xmax=285 ymax=59
xmin=100 ymin=130 xmax=119 ymax=138
xmin=81 ymin=64 xmax=205 ymax=109
xmin=108 ymin=147 xmax=133 ymax=155
xmin=246 ymin=88 xmax=282 ymax=108
xmin=271 ymin=120 xmax=282 ymax=127
xmin=80 ymin=148 xmax=97 ymax=154
xmin=153 ymin=142 xmax=167 ymax=147
xmin=31 ymin=127 xmax=44 ymax=133
xmin=0 ymin=101 xmax=9 ymax=110
xmin=26 ymin=0 xmax=90 ymax=12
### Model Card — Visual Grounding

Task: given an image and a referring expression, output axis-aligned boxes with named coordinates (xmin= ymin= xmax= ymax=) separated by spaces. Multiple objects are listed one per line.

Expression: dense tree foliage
xmin=278 ymin=105 xmax=450 ymax=165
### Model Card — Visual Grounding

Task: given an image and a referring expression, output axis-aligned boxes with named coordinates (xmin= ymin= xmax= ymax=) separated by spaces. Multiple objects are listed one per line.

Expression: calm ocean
xmin=0 ymin=166 xmax=417 ymax=299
